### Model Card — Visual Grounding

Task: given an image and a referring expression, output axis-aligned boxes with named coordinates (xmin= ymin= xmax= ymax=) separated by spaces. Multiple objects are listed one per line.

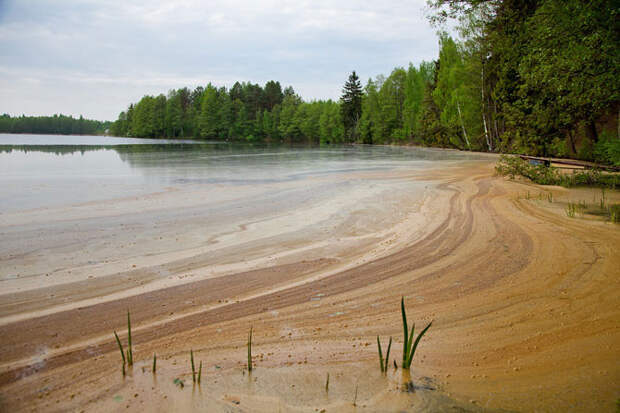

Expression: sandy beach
xmin=0 ymin=158 xmax=618 ymax=412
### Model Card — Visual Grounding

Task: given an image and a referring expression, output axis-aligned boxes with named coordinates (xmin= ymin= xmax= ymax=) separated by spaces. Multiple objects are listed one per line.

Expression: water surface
xmin=0 ymin=133 xmax=489 ymax=212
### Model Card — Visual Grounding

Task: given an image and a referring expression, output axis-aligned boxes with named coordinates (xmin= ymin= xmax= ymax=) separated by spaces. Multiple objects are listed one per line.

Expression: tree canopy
xmin=105 ymin=0 xmax=618 ymax=165
xmin=0 ymin=114 xmax=110 ymax=135
xmin=340 ymin=71 xmax=363 ymax=142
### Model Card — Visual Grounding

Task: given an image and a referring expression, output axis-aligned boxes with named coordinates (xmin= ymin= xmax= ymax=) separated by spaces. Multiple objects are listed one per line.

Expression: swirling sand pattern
xmin=0 ymin=161 xmax=618 ymax=412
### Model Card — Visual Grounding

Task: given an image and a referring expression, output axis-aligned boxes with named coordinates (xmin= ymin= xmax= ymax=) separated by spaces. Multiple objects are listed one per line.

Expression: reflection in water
xmin=0 ymin=137 xmax=492 ymax=212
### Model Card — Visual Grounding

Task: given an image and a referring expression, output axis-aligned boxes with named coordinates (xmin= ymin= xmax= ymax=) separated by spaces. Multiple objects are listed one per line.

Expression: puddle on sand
xmin=94 ymin=360 xmax=511 ymax=412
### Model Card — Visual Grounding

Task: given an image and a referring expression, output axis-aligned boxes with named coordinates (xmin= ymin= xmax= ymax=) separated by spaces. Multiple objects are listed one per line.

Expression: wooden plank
xmin=518 ymin=155 xmax=620 ymax=172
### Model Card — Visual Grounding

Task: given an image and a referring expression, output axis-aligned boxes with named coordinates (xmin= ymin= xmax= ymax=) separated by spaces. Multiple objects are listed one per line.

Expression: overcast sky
xmin=0 ymin=1 xmax=442 ymax=121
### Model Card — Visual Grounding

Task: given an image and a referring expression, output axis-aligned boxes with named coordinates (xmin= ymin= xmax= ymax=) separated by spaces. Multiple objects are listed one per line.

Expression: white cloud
xmin=0 ymin=0 xmax=441 ymax=120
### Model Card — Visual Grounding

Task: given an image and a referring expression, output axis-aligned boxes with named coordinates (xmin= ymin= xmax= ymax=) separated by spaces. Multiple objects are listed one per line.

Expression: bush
xmin=495 ymin=155 xmax=560 ymax=184
xmin=593 ymin=131 xmax=620 ymax=167
xmin=495 ymin=155 xmax=619 ymax=188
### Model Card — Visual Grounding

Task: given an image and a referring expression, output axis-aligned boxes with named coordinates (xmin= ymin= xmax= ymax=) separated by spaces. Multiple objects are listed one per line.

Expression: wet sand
xmin=0 ymin=159 xmax=618 ymax=412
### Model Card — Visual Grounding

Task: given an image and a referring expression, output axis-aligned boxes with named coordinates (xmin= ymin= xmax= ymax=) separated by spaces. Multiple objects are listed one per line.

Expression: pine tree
xmin=340 ymin=71 xmax=363 ymax=142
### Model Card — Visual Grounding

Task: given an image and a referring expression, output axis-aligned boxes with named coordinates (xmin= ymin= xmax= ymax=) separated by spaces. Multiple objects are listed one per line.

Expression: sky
xmin=0 ymin=0 xmax=443 ymax=121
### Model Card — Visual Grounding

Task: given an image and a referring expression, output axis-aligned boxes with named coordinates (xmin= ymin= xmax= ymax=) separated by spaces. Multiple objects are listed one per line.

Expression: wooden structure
xmin=518 ymin=155 xmax=620 ymax=172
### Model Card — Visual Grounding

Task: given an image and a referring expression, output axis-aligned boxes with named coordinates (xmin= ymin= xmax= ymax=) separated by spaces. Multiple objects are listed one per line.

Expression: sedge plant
xmin=400 ymin=297 xmax=432 ymax=370
xmin=114 ymin=311 xmax=134 ymax=375
xmin=376 ymin=336 xmax=392 ymax=373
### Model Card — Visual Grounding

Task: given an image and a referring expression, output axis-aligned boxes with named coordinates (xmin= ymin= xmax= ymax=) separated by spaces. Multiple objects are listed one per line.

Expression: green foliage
xmin=495 ymin=155 xmax=561 ymax=185
xmin=108 ymin=1 xmax=618 ymax=164
xmin=428 ymin=0 xmax=619 ymax=160
xmin=114 ymin=331 xmax=125 ymax=365
xmin=593 ymin=132 xmax=620 ymax=167
xmin=401 ymin=297 xmax=432 ymax=370
xmin=433 ymin=34 xmax=474 ymax=149
xmin=0 ymin=113 xmax=110 ymax=135
xmin=377 ymin=336 xmax=392 ymax=373
xmin=191 ymin=349 xmax=196 ymax=383
xmin=495 ymin=155 xmax=620 ymax=188
xmin=112 ymin=311 xmax=133 ymax=375
xmin=608 ymin=204 xmax=620 ymax=223
xmin=565 ymin=202 xmax=582 ymax=218
xmin=114 ymin=330 xmax=126 ymax=375
xmin=361 ymin=64 xmax=437 ymax=145
xmin=340 ymin=71 xmax=363 ymax=142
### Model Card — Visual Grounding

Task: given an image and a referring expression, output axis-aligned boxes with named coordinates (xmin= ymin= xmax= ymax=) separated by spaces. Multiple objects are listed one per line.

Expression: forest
xmin=109 ymin=0 xmax=617 ymax=166
xmin=0 ymin=114 xmax=111 ymax=136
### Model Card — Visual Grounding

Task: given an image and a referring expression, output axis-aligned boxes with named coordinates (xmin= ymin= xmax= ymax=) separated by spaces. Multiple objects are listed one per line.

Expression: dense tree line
xmin=0 ymin=114 xmax=110 ymax=135
xmin=110 ymin=81 xmax=345 ymax=144
xmin=425 ymin=0 xmax=619 ymax=164
xmin=111 ymin=0 xmax=618 ymax=165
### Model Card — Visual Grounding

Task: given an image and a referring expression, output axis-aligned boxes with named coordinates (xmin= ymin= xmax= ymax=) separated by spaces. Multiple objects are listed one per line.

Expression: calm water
xmin=0 ymin=133 xmax=488 ymax=212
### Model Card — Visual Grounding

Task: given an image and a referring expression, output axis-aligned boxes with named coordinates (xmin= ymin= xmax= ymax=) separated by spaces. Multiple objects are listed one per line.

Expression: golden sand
xmin=0 ymin=160 xmax=618 ymax=412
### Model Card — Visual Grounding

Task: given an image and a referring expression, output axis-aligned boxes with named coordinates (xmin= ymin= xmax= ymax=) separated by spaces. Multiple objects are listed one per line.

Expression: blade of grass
xmin=197 ymin=360 xmax=202 ymax=384
xmin=401 ymin=297 xmax=408 ymax=365
xmin=114 ymin=331 xmax=126 ymax=366
xmin=152 ymin=353 xmax=156 ymax=373
xmin=191 ymin=350 xmax=196 ymax=383
xmin=127 ymin=310 xmax=133 ymax=366
xmin=385 ymin=337 xmax=392 ymax=373
xmin=325 ymin=373 xmax=329 ymax=392
xmin=409 ymin=321 xmax=433 ymax=365
xmin=247 ymin=326 xmax=253 ymax=372
xmin=376 ymin=336 xmax=384 ymax=372
xmin=404 ymin=323 xmax=415 ymax=368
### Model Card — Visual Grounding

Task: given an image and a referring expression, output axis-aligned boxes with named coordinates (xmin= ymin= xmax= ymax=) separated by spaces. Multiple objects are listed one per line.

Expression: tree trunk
xmin=586 ymin=120 xmax=598 ymax=143
xmin=567 ymin=130 xmax=577 ymax=155
xmin=481 ymin=64 xmax=492 ymax=152
xmin=456 ymin=100 xmax=471 ymax=149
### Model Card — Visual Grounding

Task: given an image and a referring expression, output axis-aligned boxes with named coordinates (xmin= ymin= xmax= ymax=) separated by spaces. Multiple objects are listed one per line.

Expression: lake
xmin=0 ymin=133 xmax=490 ymax=300
xmin=0 ymin=133 xmax=486 ymax=212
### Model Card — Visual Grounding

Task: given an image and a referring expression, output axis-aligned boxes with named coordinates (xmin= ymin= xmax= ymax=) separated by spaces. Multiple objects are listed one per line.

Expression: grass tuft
xmin=608 ymin=204 xmax=620 ymax=223
xmin=566 ymin=202 xmax=579 ymax=217
xmin=401 ymin=297 xmax=432 ymax=369
xmin=376 ymin=336 xmax=392 ymax=373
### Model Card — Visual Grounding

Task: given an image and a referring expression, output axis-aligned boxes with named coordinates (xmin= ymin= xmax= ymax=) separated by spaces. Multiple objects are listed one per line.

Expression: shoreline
xmin=0 ymin=160 xmax=618 ymax=411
